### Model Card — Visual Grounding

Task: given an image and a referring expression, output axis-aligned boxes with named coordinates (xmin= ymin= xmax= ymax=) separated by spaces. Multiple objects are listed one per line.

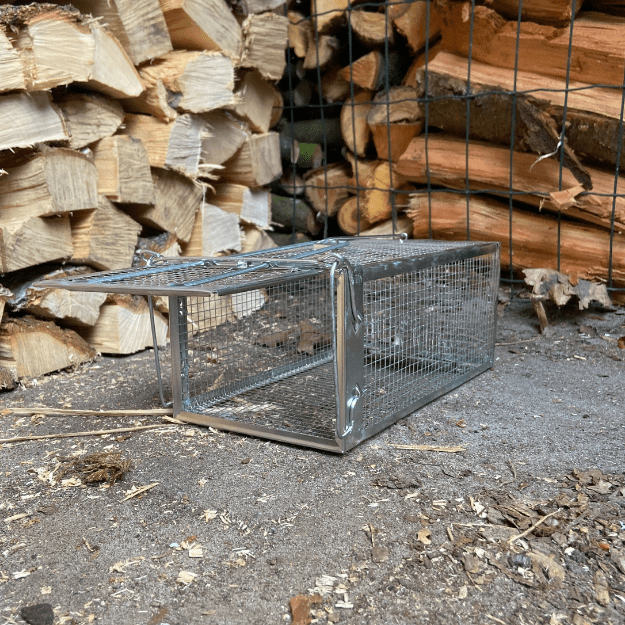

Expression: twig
xmin=507 ymin=458 xmax=517 ymax=480
xmin=508 ymin=509 xmax=561 ymax=544
xmin=122 ymin=483 xmax=159 ymax=501
xmin=389 ymin=444 xmax=466 ymax=453
xmin=1 ymin=407 xmax=172 ymax=417
xmin=485 ymin=616 xmax=507 ymax=625
xmin=495 ymin=337 xmax=540 ymax=347
xmin=0 ymin=423 xmax=176 ymax=444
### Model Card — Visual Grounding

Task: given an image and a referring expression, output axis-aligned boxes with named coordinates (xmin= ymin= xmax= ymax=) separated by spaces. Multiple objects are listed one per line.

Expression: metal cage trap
xmin=41 ymin=236 xmax=500 ymax=453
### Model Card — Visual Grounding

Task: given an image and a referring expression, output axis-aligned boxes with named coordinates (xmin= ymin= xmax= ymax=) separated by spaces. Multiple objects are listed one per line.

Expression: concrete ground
xmin=1 ymin=297 xmax=624 ymax=625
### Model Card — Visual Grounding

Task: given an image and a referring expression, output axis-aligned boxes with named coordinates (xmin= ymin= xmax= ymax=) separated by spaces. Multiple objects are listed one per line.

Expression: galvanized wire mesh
xmin=361 ymin=252 xmax=498 ymax=431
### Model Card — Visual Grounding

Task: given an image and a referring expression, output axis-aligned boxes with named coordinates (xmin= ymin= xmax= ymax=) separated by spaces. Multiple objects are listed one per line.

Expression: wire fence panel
xmin=277 ymin=0 xmax=625 ymax=297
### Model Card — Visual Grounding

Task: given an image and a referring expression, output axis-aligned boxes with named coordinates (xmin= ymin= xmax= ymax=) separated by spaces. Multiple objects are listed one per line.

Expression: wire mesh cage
xmin=41 ymin=237 xmax=499 ymax=452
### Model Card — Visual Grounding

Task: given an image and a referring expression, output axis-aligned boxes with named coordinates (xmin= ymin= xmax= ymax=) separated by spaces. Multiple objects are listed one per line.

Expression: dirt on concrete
xmin=1 ymin=297 xmax=624 ymax=625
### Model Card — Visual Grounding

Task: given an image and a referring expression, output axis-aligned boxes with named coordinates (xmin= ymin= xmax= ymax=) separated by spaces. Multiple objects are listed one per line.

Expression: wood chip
xmin=3 ymin=513 xmax=30 ymax=524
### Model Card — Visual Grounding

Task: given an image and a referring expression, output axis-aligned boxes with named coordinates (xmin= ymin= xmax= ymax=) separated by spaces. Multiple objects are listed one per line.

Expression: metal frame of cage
xmin=39 ymin=236 xmax=500 ymax=453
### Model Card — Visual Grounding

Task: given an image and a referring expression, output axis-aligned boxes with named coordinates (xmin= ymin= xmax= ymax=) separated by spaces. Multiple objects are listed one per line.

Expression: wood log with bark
xmin=436 ymin=3 xmax=625 ymax=87
xmin=304 ymin=162 xmax=352 ymax=217
xmin=5 ymin=266 xmax=106 ymax=327
xmin=0 ymin=316 xmax=96 ymax=381
xmin=395 ymin=134 xmax=625 ymax=231
xmin=408 ymin=190 xmax=625 ymax=287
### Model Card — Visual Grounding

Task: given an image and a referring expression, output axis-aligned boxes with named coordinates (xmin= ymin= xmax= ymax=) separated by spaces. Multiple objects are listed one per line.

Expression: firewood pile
xmin=401 ymin=0 xmax=625 ymax=290
xmin=0 ymin=0 xmax=289 ymax=386
xmin=1 ymin=0 xmax=625 ymax=387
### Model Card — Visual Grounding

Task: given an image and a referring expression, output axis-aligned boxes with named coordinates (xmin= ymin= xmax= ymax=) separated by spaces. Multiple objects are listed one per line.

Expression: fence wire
xmin=278 ymin=0 xmax=625 ymax=295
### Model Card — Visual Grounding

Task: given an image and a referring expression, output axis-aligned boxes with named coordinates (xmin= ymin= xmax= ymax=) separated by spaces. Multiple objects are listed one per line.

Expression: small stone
xmin=20 ymin=604 xmax=54 ymax=625
xmin=511 ymin=554 xmax=531 ymax=570
xmin=371 ymin=546 xmax=389 ymax=563
xmin=328 ymin=614 xmax=340 ymax=623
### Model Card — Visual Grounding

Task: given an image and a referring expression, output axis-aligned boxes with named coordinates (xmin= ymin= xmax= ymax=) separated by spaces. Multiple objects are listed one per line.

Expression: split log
xmin=219 ymin=132 xmax=282 ymax=187
xmin=304 ymin=162 xmax=352 ymax=217
xmin=88 ymin=20 xmax=145 ymax=99
xmin=426 ymin=51 xmax=625 ymax=172
xmin=182 ymin=202 xmax=242 ymax=256
xmin=78 ymin=295 xmax=168 ymax=355
xmin=312 ymin=0 xmax=368 ymax=34
xmin=271 ymin=194 xmax=323 ymax=235
xmin=395 ymin=134 xmax=625 ymax=231
xmin=211 ymin=183 xmax=271 ymax=228
xmin=402 ymin=41 xmax=441 ymax=87
xmin=121 ymin=113 xmax=212 ymax=179
xmin=393 ymin=0 xmax=441 ymax=53
xmin=320 ymin=67 xmax=351 ymax=103
xmin=55 ymin=92 xmax=125 ymax=150
xmin=340 ymin=90 xmax=373 ymax=157
xmin=358 ymin=215 xmax=413 ymax=237
xmin=0 ymin=149 xmax=98 ymax=221
xmin=124 ymin=51 xmax=236 ymax=122
xmin=349 ymin=9 xmax=395 ymax=48
xmin=229 ymin=0 xmax=286 ymax=15
xmin=159 ymin=0 xmax=242 ymax=59
xmin=0 ymin=285 xmax=10 ymax=324
xmin=228 ymin=71 xmax=277 ymax=134
xmin=0 ymin=92 xmax=68 ymax=152
xmin=270 ymin=90 xmax=283 ymax=129
xmin=288 ymin=11 xmax=310 ymax=58
xmin=0 ymin=216 xmax=74 ymax=274
xmin=345 ymin=154 xmax=384 ymax=194
xmin=337 ymin=196 xmax=372 ymax=235
xmin=269 ymin=231 xmax=311 ymax=246
xmin=240 ymin=13 xmax=289 ymax=81
xmin=0 ymin=27 xmax=25 ymax=92
xmin=3 ymin=6 xmax=143 ymax=98
xmin=367 ymin=86 xmax=423 ymax=161
xmin=240 ymin=225 xmax=278 ymax=253
xmin=200 ymin=111 xmax=248 ymax=166
xmin=480 ymin=0 xmax=585 ymax=26
xmin=61 ymin=0 xmax=173 ymax=65
xmin=437 ymin=4 xmax=625 ymax=87
xmin=363 ymin=162 xmax=408 ymax=224
xmin=6 ymin=266 xmax=106 ymax=327
xmin=71 ymin=196 xmax=141 ymax=270
xmin=0 ymin=316 xmax=96 ymax=380
xmin=303 ymin=34 xmax=340 ymax=72
xmin=340 ymin=51 xmax=383 ymax=91
xmin=408 ymin=190 xmax=625 ymax=286
xmin=92 ymin=136 xmax=155 ymax=205
xmin=121 ymin=168 xmax=201 ymax=243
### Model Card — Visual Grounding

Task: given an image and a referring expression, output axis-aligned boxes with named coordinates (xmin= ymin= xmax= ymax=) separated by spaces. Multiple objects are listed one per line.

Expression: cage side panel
xmin=173 ymin=275 xmax=339 ymax=442
xmin=361 ymin=251 xmax=498 ymax=434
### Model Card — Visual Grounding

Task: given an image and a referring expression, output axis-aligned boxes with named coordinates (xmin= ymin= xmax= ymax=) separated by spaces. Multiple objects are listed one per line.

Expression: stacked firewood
xmin=400 ymin=0 xmax=625 ymax=289
xmin=276 ymin=0 xmax=440 ymax=238
xmin=0 ymin=0 xmax=288 ymax=386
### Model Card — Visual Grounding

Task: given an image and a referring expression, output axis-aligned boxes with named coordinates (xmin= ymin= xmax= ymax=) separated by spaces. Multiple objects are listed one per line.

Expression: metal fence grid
xmin=280 ymin=0 xmax=625 ymax=296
